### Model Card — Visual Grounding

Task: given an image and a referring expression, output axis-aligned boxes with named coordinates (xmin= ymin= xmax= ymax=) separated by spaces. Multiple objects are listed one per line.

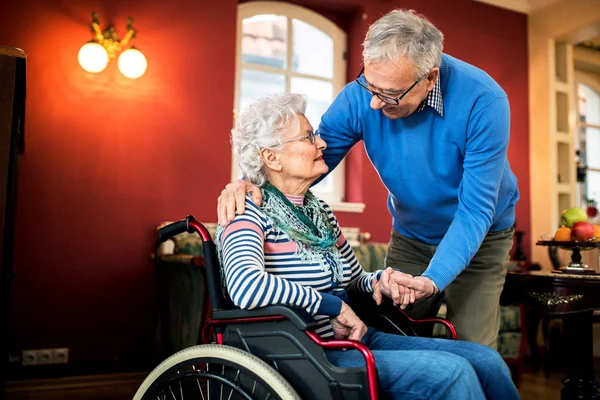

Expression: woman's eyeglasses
xmin=279 ymin=130 xmax=321 ymax=146
xmin=355 ymin=67 xmax=425 ymax=105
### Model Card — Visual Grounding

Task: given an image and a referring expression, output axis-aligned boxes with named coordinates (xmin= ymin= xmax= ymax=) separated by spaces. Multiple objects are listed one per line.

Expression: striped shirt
xmin=219 ymin=194 xmax=383 ymax=338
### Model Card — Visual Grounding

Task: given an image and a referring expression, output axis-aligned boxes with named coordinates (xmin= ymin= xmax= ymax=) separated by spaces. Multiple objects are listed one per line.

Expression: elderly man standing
xmin=218 ymin=9 xmax=519 ymax=348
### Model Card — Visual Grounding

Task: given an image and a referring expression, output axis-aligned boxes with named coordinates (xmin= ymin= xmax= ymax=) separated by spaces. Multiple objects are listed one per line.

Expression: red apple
xmin=587 ymin=206 xmax=598 ymax=218
xmin=571 ymin=221 xmax=595 ymax=241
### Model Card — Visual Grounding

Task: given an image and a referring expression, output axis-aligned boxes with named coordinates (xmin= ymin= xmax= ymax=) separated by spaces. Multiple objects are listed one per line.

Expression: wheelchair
xmin=133 ymin=216 xmax=458 ymax=400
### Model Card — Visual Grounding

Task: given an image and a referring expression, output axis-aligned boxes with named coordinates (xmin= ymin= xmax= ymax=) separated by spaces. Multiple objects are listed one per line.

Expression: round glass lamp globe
xmin=118 ymin=48 xmax=147 ymax=79
xmin=78 ymin=42 xmax=109 ymax=73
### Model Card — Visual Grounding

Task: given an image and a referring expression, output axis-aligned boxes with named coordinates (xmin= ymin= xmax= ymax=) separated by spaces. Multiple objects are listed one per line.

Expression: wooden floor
xmin=519 ymin=366 xmax=576 ymax=400
xmin=3 ymin=362 xmax=599 ymax=399
xmin=518 ymin=357 xmax=600 ymax=400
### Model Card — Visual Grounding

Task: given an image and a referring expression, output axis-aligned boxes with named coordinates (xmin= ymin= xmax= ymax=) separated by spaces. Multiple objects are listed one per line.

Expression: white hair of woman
xmin=362 ymin=9 xmax=444 ymax=78
xmin=232 ymin=93 xmax=307 ymax=187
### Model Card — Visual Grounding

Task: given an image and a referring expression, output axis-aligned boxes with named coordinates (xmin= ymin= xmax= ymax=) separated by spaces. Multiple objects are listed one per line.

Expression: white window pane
xmin=290 ymin=77 xmax=333 ymax=129
xmin=292 ymin=19 xmax=333 ymax=79
xmin=586 ymin=171 xmax=600 ymax=205
xmin=585 ymin=127 xmax=600 ymax=169
xmin=290 ymin=77 xmax=337 ymax=198
xmin=239 ymin=69 xmax=285 ymax=111
xmin=579 ymin=84 xmax=600 ymax=126
xmin=242 ymin=15 xmax=287 ymax=69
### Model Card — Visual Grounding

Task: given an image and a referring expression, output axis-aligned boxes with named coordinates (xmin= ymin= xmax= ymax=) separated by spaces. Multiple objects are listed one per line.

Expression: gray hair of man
xmin=231 ymin=93 xmax=308 ymax=187
xmin=362 ymin=9 xmax=444 ymax=79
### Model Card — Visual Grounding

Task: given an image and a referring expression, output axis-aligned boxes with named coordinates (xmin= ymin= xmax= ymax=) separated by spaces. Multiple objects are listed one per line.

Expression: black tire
xmin=133 ymin=344 xmax=301 ymax=400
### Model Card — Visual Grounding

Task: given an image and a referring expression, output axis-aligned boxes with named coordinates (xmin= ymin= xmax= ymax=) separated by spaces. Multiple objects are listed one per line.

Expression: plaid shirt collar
xmin=415 ymin=73 xmax=444 ymax=117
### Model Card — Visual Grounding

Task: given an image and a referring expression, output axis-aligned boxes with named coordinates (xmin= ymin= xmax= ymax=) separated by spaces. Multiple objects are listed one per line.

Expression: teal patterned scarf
xmin=261 ymin=182 xmax=344 ymax=283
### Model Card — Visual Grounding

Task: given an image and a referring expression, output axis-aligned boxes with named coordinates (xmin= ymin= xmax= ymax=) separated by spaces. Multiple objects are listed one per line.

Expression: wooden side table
xmin=502 ymin=271 xmax=600 ymax=400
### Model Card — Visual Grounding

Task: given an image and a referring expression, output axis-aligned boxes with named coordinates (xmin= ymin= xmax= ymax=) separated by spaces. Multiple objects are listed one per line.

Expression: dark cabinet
xmin=0 ymin=45 xmax=26 ymax=395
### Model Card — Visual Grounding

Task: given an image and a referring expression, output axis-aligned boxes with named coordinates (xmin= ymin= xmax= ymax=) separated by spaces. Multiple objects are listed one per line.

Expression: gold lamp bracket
xmin=90 ymin=12 xmax=137 ymax=59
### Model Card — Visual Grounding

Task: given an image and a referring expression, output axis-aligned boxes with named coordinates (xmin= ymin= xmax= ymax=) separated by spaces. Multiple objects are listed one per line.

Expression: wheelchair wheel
xmin=133 ymin=344 xmax=301 ymax=400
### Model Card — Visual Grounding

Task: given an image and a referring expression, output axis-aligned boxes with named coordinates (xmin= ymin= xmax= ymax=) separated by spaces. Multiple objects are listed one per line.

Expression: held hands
xmin=330 ymin=302 xmax=368 ymax=341
xmin=394 ymin=274 xmax=438 ymax=300
xmin=373 ymin=267 xmax=415 ymax=309
xmin=372 ymin=268 xmax=438 ymax=309
xmin=217 ymin=180 xmax=262 ymax=226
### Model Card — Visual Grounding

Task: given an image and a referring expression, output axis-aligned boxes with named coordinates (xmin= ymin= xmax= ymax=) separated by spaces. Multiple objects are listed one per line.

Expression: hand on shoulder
xmin=217 ymin=180 xmax=263 ymax=226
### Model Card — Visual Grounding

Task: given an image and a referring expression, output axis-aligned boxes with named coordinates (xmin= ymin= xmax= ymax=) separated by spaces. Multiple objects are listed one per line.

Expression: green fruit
xmin=560 ymin=207 xmax=588 ymax=228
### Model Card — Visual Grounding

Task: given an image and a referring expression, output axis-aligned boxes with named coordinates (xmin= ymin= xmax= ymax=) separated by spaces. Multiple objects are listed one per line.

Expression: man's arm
xmin=422 ymin=96 xmax=511 ymax=290
xmin=315 ymin=85 xmax=363 ymax=184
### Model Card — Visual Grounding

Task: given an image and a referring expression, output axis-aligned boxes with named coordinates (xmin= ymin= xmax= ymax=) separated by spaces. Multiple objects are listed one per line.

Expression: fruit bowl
xmin=536 ymin=239 xmax=600 ymax=274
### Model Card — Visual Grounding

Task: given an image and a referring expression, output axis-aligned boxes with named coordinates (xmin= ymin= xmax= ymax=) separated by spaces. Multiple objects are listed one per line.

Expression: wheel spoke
xmin=219 ymin=364 xmax=225 ymax=400
xmin=192 ymin=365 xmax=206 ymax=400
xmin=227 ymin=370 xmax=240 ymax=400
xmin=207 ymin=363 xmax=211 ymax=400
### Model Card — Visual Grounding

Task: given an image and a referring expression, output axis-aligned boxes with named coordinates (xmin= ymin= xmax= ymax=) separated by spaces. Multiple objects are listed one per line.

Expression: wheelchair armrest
xmin=348 ymin=291 xmax=458 ymax=339
xmin=394 ymin=307 xmax=458 ymax=340
xmin=212 ymin=305 xmax=322 ymax=331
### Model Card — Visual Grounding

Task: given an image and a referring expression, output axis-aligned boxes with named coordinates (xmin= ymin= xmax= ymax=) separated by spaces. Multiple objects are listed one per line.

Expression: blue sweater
xmin=318 ymin=54 xmax=519 ymax=290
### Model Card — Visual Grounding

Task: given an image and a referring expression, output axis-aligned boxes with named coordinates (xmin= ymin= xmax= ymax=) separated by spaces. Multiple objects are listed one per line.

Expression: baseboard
xmin=4 ymin=372 xmax=147 ymax=393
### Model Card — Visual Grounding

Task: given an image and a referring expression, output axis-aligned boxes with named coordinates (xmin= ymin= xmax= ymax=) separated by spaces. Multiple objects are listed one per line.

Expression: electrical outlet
xmin=21 ymin=348 xmax=70 ymax=366
xmin=53 ymin=348 xmax=69 ymax=364
xmin=37 ymin=349 xmax=53 ymax=365
xmin=22 ymin=350 xmax=38 ymax=366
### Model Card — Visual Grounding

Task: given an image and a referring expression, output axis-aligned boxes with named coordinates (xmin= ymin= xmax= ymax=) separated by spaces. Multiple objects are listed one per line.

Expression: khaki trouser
xmin=385 ymin=227 xmax=514 ymax=349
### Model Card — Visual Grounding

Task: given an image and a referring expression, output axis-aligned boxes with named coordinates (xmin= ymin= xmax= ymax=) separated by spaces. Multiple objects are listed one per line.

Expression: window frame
xmin=233 ymin=1 xmax=362 ymax=210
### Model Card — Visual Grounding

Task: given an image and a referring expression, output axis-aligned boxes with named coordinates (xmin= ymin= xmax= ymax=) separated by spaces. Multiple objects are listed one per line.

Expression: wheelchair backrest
xmin=200 ymin=238 xmax=235 ymax=311
xmin=157 ymin=216 xmax=235 ymax=312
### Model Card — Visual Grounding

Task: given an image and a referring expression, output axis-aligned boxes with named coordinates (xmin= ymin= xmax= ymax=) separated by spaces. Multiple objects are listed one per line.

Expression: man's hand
xmin=217 ymin=180 xmax=262 ymax=226
xmin=372 ymin=268 xmax=416 ymax=309
xmin=330 ymin=302 xmax=368 ymax=341
xmin=391 ymin=273 xmax=438 ymax=300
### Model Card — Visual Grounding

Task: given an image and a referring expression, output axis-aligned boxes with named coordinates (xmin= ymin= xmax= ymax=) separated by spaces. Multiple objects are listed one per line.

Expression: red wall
xmin=1 ymin=0 xmax=529 ymax=374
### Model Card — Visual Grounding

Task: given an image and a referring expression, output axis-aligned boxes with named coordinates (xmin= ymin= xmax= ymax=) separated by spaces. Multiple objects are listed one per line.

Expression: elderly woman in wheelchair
xmin=134 ymin=93 xmax=519 ymax=400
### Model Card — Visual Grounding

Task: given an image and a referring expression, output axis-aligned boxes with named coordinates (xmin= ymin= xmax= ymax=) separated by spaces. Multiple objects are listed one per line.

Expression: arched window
xmin=233 ymin=1 xmax=347 ymax=204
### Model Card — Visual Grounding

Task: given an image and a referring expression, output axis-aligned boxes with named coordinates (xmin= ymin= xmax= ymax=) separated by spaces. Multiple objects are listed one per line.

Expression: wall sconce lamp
xmin=78 ymin=12 xmax=147 ymax=79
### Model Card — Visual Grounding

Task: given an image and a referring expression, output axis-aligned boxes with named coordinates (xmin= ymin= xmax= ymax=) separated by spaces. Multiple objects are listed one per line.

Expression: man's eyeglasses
xmin=279 ymin=130 xmax=320 ymax=146
xmin=355 ymin=67 xmax=425 ymax=105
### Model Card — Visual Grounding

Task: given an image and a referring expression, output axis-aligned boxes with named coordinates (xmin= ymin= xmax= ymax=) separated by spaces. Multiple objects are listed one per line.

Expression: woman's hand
xmin=330 ymin=302 xmax=368 ymax=341
xmin=217 ymin=180 xmax=262 ymax=226
xmin=372 ymin=267 xmax=416 ymax=309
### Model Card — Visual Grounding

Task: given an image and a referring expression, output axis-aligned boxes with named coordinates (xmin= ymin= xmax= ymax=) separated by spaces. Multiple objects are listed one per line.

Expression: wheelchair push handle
xmin=157 ymin=215 xmax=213 ymax=243
xmin=158 ymin=216 xmax=228 ymax=312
